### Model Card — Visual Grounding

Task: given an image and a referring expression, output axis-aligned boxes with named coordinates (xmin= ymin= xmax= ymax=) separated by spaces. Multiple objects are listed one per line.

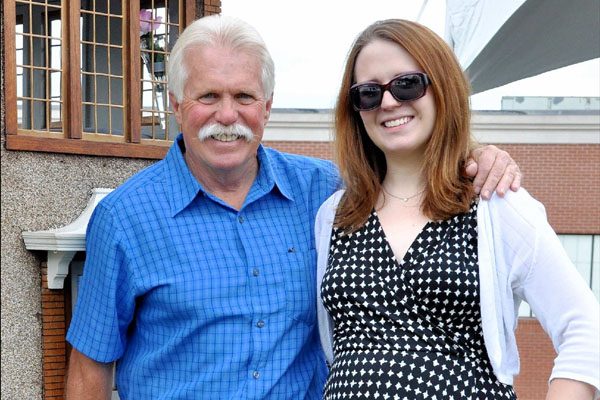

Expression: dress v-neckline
xmin=372 ymin=209 xmax=435 ymax=267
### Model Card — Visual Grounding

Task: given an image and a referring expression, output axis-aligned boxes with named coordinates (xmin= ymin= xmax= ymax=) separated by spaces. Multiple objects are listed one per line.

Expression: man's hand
xmin=465 ymin=145 xmax=522 ymax=199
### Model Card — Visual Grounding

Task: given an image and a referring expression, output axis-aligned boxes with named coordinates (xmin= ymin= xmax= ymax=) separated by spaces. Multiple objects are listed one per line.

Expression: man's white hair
xmin=167 ymin=15 xmax=275 ymax=102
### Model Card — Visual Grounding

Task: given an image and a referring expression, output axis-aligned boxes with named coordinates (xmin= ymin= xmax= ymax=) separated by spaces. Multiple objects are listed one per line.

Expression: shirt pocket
xmin=281 ymin=248 xmax=317 ymax=326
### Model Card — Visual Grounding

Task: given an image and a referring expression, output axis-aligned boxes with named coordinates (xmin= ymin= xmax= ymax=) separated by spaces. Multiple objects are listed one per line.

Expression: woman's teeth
xmin=384 ymin=116 xmax=411 ymax=127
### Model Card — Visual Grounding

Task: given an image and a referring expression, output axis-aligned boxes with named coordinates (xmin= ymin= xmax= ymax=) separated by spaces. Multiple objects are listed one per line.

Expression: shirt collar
xmin=164 ymin=135 xmax=293 ymax=217
xmin=253 ymin=144 xmax=295 ymax=203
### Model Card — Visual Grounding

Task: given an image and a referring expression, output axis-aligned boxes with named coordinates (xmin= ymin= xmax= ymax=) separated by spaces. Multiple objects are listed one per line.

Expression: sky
xmin=221 ymin=0 xmax=600 ymax=111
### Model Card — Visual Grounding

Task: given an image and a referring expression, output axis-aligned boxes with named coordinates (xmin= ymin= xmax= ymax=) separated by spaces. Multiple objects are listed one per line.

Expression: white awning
xmin=445 ymin=0 xmax=600 ymax=94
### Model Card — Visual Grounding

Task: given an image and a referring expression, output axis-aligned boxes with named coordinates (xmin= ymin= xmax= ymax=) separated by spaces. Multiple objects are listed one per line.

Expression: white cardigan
xmin=316 ymin=189 xmax=599 ymax=391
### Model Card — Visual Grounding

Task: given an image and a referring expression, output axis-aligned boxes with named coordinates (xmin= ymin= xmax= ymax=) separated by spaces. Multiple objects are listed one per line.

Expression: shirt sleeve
xmin=66 ymin=201 xmax=138 ymax=363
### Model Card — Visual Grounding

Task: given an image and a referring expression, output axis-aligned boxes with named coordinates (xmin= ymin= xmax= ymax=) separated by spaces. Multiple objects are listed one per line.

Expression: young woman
xmin=316 ymin=19 xmax=599 ymax=399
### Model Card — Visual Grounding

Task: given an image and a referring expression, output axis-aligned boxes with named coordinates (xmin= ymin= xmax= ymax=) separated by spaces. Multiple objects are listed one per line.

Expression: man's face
xmin=170 ymin=45 xmax=272 ymax=180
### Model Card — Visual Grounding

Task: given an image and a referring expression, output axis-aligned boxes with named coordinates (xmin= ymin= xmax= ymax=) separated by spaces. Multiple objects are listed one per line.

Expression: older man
xmin=66 ymin=15 xmax=520 ymax=399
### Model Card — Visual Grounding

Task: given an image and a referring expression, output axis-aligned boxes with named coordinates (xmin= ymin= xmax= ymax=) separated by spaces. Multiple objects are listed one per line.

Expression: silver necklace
xmin=382 ymin=186 xmax=425 ymax=202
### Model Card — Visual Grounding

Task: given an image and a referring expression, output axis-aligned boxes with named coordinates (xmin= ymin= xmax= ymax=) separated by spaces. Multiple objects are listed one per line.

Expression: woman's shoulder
xmin=481 ymin=188 xmax=548 ymax=229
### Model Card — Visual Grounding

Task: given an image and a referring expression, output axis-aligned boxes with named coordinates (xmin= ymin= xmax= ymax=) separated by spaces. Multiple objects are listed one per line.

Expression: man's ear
xmin=169 ymin=92 xmax=183 ymax=125
xmin=264 ymin=94 xmax=273 ymax=124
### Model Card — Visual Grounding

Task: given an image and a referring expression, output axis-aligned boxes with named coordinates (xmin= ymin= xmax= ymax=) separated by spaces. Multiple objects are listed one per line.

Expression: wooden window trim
xmin=3 ymin=1 xmax=199 ymax=160
xmin=4 ymin=2 xmax=18 ymax=137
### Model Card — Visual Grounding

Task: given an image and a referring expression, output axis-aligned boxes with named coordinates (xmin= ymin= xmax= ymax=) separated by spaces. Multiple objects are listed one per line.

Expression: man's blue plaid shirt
xmin=67 ymin=134 xmax=340 ymax=399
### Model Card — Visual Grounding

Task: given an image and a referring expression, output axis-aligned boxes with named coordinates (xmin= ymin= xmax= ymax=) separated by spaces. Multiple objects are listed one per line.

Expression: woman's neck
xmin=383 ymin=156 xmax=426 ymax=195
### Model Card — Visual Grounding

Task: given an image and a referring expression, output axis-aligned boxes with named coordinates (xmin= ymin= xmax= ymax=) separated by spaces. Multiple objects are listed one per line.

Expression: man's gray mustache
xmin=198 ymin=123 xmax=254 ymax=142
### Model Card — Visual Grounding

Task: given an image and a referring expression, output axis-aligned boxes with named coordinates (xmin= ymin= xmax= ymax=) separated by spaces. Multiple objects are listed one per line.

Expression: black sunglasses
xmin=349 ymin=72 xmax=431 ymax=111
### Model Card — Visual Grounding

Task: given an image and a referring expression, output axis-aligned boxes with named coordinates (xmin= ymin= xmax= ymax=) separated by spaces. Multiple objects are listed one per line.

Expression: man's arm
xmin=465 ymin=144 xmax=522 ymax=199
xmin=66 ymin=348 xmax=113 ymax=400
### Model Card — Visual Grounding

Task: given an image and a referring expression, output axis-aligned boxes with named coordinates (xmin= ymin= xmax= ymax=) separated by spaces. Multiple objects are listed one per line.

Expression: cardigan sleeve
xmin=496 ymin=190 xmax=600 ymax=391
xmin=315 ymin=190 xmax=344 ymax=366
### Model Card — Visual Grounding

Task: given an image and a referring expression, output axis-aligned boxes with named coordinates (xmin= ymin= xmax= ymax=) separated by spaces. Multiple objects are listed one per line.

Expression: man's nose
xmin=215 ymin=97 xmax=239 ymax=125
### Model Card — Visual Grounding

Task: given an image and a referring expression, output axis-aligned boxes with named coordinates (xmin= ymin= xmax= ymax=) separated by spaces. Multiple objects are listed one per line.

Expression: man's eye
xmin=198 ymin=93 xmax=218 ymax=104
xmin=236 ymin=93 xmax=255 ymax=104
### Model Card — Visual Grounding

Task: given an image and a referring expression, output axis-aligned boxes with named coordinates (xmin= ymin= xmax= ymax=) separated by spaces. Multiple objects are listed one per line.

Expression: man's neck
xmin=185 ymin=153 xmax=259 ymax=210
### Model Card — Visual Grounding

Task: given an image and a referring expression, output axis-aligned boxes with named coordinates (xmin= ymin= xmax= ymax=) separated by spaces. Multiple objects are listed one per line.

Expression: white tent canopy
xmin=445 ymin=0 xmax=600 ymax=94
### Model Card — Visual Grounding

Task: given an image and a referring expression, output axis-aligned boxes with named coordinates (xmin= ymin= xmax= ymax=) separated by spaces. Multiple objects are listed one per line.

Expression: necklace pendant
xmin=401 ymin=198 xmax=408 ymax=202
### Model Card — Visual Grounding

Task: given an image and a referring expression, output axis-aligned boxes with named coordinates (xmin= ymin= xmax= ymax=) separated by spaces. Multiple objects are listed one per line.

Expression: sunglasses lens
xmin=350 ymin=73 xmax=429 ymax=111
xmin=389 ymin=74 xmax=426 ymax=101
xmin=351 ymin=85 xmax=382 ymax=111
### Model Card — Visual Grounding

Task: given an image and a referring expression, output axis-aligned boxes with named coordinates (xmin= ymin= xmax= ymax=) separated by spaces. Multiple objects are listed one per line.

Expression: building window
xmin=5 ymin=0 xmax=195 ymax=159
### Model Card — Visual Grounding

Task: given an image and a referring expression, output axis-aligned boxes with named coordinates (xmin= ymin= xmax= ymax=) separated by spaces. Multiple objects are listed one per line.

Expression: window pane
xmin=95 ymin=14 xmax=109 ymax=45
xmin=139 ymin=1 xmax=180 ymax=137
xmin=97 ymin=105 xmax=110 ymax=133
xmin=109 ymin=16 xmax=122 ymax=46
xmin=15 ymin=1 xmax=63 ymax=134
xmin=95 ymin=45 xmax=109 ymax=74
xmin=521 ymin=234 xmax=600 ymax=318
xmin=32 ymin=100 xmax=47 ymax=130
xmin=110 ymin=107 xmax=124 ymax=136
xmin=559 ymin=235 xmax=593 ymax=285
xmin=110 ymin=47 xmax=122 ymax=75
xmin=80 ymin=0 xmax=124 ymax=137
xmin=81 ymin=43 xmax=94 ymax=73
xmin=50 ymin=37 xmax=61 ymax=70
xmin=96 ymin=75 xmax=109 ymax=104
xmin=50 ymin=101 xmax=62 ymax=131
xmin=109 ymin=1 xmax=122 ymax=16
xmin=558 ymin=234 xmax=599 ymax=301
xmin=81 ymin=73 xmax=95 ymax=103
xmin=80 ymin=0 xmax=94 ymax=12
xmin=82 ymin=103 xmax=96 ymax=132
xmin=96 ymin=0 xmax=108 ymax=14
xmin=110 ymin=78 xmax=123 ymax=105
xmin=17 ymin=66 xmax=30 ymax=98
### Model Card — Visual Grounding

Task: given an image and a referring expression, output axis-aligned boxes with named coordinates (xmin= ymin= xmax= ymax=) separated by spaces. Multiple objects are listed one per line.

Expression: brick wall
xmin=500 ymin=144 xmax=600 ymax=234
xmin=41 ymin=265 xmax=67 ymax=400
xmin=203 ymin=0 xmax=221 ymax=15
xmin=265 ymin=141 xmax=600 ymax=234
xmin=265 ymin=140 xmax=334 ymax=161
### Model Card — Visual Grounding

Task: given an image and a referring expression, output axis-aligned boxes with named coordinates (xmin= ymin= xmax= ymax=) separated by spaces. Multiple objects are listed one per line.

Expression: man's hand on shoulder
xmin=466 ymin=144 xmax=522 ymax=200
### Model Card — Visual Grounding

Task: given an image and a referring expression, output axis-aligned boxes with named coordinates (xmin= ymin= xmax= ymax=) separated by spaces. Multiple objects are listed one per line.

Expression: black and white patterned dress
xmin=321 ymin=202 xmax=517 ymax=399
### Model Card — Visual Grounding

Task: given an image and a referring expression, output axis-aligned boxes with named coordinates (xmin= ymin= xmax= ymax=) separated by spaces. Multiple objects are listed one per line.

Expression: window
xmin=4 ymin=1 xmax=197 ymax=159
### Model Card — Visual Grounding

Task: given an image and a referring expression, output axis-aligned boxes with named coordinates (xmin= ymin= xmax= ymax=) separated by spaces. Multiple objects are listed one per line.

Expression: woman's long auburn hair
xmin=334 ymin=19 xmax=475 ymax=232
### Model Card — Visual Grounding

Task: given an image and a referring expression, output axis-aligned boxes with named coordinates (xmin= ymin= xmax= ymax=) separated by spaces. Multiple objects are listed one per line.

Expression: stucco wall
xmin=0 ymin=143 xmax=153 ymax=398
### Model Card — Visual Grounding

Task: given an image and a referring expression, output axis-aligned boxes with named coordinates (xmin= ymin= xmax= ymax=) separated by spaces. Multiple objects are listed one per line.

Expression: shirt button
xmin=238 ymin=216 xmax=244 ymax=223
xmin=252 ymin=268 xmax=259 ymax=277
xmin=256 ymin=320 xmax=265 ymax=328
xmin=252 ymin=370 xmax=260 ymax=379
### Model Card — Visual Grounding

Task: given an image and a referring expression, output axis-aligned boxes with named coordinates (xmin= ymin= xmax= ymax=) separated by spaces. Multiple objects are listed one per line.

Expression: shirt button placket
xmin=239 ymin=212 xmax=264 ymax=386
